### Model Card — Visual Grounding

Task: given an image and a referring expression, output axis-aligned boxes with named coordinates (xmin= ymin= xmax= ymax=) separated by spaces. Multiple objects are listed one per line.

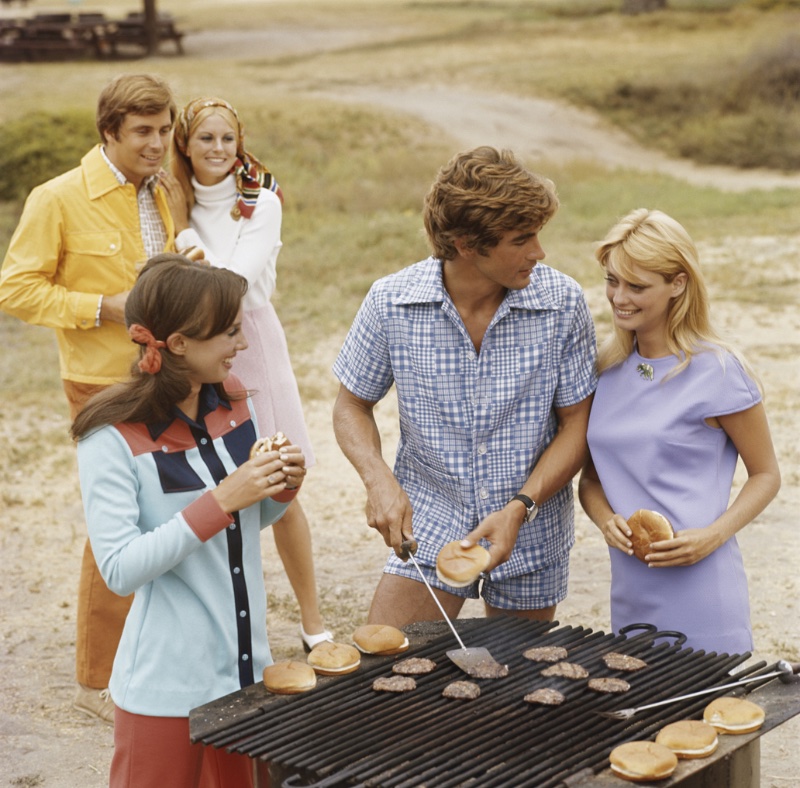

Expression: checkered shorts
xmin=384 ymin=551 xmax=569 ymax=610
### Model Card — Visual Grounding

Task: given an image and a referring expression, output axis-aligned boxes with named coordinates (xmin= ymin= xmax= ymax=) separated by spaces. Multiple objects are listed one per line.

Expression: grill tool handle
xmin=400 ymin=539 xmax=468 ymax=651
xmin=778 ymin=660 xmax=800 ymax=683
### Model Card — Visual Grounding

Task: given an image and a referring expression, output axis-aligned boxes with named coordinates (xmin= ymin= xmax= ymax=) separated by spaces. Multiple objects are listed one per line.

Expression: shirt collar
xmin=393 ymin=257 xmax=561 ymax=312
xmin=146 ymin=384 xmax=232 ymax=440
xmin=100 ymin=146 xmax=159 ymax=192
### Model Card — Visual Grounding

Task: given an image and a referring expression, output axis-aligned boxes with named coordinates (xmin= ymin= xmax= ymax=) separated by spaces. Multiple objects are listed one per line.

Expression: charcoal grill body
xmin=190 ymin=618 xmax=800 ymax=787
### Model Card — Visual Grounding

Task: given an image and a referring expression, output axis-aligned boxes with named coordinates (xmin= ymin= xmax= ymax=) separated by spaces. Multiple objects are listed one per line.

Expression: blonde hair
xmin=595 ymin=209 xmax=757 ymax=385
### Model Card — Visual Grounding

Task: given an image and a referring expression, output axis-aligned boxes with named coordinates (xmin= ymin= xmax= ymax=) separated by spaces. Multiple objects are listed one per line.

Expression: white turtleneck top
xmin=176 ymin=174 xmax=282 ymax=312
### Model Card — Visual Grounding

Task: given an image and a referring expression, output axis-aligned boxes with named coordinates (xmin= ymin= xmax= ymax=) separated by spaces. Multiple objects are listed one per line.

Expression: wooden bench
xmin=107 ymin=12 xmax=185 ymax=55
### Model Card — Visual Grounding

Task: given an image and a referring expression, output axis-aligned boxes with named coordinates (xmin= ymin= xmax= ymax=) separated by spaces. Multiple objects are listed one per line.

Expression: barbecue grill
xmin=190 ymin=617 xmax=800 ymax=787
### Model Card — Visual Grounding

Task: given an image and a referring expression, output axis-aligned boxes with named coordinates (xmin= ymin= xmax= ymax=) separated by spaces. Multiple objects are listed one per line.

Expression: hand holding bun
xmin=627 ymin=509 xmax=674 ymax=563
xmin=250 ymin=432 xmax=307 ymax=490
xmin=436 ymin=541 xmax=491 ymax=588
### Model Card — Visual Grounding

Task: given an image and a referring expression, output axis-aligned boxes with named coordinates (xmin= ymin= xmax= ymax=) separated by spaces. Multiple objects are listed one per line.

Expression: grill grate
xmin=192 ymin=618 xmax=778 ymax=787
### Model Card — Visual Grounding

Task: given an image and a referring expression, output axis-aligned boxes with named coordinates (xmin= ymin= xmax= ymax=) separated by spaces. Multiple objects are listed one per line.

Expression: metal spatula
xmin=400 ymin=540 xmax=508 ymax=679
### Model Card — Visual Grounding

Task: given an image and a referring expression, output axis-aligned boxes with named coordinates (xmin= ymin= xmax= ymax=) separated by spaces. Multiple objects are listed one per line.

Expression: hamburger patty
xmin=392 ymin=657 xmax=437 ymax=676
xmin=522 ymin=645 xmax=569 ymax=663
xmin=523 ymin=688 xmax=566 ymax=706
xmin=603 ymin=652 xmax=648 ymax=672
xmin=372 ymin=675 xmax=417 ymax=693
xmin=442 ymin=680 xmax=481 ymax=700
xmin=588 ymin=677 xmax=631 ymax=694
xmin=541 ymin=661 xmax=589 ymax=680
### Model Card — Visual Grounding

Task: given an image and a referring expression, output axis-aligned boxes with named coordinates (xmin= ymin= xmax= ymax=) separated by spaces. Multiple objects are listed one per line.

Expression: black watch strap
xmin=510 ymin=493 xmax=538 ymax=522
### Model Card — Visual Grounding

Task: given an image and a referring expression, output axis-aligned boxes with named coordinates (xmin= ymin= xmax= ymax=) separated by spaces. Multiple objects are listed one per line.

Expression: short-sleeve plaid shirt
xmin=333 ymin=257 xmax=598 ymax=580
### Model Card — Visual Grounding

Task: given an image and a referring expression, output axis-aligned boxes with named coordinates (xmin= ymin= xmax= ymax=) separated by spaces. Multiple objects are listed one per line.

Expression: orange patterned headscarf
xmin=174 ymin=97 xmax=283 ymax=219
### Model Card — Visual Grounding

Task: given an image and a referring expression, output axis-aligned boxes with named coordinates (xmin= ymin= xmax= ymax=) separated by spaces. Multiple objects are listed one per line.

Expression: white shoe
xmin=300 ymin=625 xmax=334 ymax=653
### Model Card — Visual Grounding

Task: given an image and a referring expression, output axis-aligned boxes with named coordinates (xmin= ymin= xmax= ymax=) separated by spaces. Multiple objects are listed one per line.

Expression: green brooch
xmin=637 ymin=363 xmax=655 ymax=381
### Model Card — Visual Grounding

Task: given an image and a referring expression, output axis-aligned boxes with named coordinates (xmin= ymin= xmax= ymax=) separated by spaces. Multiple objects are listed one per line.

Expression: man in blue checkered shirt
xmin=333 ymin=147 xmax=597 ymax=627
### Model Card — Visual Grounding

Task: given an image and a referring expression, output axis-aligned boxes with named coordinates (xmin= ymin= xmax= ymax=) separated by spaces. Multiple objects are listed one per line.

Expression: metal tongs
xmin=400 ymin=539 xmax=508 ymax=678
xmin=597 ymin=659 xmax=800 ymax=720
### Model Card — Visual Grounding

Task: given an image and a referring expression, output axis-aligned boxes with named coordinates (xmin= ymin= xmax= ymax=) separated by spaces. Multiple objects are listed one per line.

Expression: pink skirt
xmin=233 ymin=302 xmax=315 ymax=467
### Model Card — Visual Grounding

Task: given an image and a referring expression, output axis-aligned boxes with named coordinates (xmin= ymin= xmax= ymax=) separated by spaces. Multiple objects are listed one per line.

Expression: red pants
xmin=112 ymin=708 xmax=262 ymax=788
xmin=65 ymin=379 xmax=134 ymax=688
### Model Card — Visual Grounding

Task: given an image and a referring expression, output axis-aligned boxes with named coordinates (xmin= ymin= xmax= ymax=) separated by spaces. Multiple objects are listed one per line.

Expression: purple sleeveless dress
xmin=586 ymin=345 xmax=761 ymax=654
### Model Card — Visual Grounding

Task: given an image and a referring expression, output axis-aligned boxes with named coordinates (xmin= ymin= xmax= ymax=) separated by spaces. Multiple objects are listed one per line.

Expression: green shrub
xmin=0 ymin=110 xmax=97 ymax=201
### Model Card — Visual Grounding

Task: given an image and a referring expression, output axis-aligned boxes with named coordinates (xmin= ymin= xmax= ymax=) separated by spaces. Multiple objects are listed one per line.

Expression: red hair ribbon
xmin=129 ymin=323 xmax=166 ymax=374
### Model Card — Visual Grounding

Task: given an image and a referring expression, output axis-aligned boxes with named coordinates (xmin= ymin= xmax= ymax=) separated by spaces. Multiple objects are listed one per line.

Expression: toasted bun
xmin=609 ymin=741 xmax=678 ymax=782
xmin=656 ymin=720 xmax=719 ymax=759
xmin=307 ymin=642 xmax=361 ymax=675
xmin=627 ymin=509 xmax=675 ymax=563
xmin=436 ymin=541 xmax=491 ymax=588
xmin=703 ymin=696 xmax=765 ymax=734
xmin=352 ymin=624 xmax=409 ymax=655
xmin=263 ymin=660 xmax=317 ymax=694
xmin=250 ymin=432 xmax=291 ymax=459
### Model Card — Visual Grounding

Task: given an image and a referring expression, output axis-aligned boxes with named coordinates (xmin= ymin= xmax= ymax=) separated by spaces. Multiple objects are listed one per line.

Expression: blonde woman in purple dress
xmin=162 ymin=97 xmax=332 ymax=652
xmin=579 ymin=209 xmax=780 ymax=654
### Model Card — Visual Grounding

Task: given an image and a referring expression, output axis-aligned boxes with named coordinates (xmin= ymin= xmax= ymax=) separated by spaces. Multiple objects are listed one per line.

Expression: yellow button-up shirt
xmin=0 ymin=145 xmax=175 ymax=384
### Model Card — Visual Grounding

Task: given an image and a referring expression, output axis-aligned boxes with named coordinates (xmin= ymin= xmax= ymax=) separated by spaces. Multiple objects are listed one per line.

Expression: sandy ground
xmin=2 ymin=28 xmax=800 ymax=788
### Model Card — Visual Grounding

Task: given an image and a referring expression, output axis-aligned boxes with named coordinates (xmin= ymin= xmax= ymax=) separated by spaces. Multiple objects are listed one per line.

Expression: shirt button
xmin=109 ymin=243 xmax=117 ymax=251
xmin=239 ymin=610 xmax=247 ymax=618
xmin=230 ymin=420 xmax=237 ymax=427
xmin=229 ymin=523 xmax=237 ymax=530
xmin=242 ymin=654 xmax=249 ymax=662
xmin=478 ymin=443 xmax=487 ymax=455
xmin=233 ymin=567 xmax=241 ymax=574
xmin=479 ymin=487 xmax=489 ymax=499
xmin=200 ymin=437 xmax=208 ymax=445
xmin=161 ymin=446 xmax=168 ymax=453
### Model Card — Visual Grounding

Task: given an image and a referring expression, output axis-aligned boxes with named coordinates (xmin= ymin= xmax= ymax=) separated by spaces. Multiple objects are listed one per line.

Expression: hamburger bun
xmin=435 ymin=541 xmax=491 ymax=588
xmin=608 ymin=741 xmax=678 ymax=783
xmin=627 ymin=509 xmax=675 ymax=562
xmin=306 ymin=641 xmax=361 ymax=675
xmin=352 ymin=624 xmax=409 ymax=655
xmin=263 ymin=660 xmax=317 ymax=694
xmin=656 ymin=720 xmax=719 ymax=759
xmin=250 ymin=432 xmax=291 ymax=458
xmin=703 ymin=696 xmax=765 ymax=734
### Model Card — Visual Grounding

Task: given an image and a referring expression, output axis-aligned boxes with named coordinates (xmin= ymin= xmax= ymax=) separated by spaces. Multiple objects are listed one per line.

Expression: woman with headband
xmin=72 ymin=254 xmax=307 ymax=786
xmin=163 ymin=97 xmax=333 ymax=653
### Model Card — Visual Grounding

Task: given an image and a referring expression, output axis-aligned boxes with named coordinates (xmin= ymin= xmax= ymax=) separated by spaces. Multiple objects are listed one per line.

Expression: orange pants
xmin=65 ymin=379 xmax=133 ymax=688
xmin=112 ymin=708 xmax=261 ymax=788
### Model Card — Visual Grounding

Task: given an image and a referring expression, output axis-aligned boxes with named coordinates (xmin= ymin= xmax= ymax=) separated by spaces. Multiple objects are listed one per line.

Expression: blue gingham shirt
xmin=333 ymin=257 xmax=598 ymax=579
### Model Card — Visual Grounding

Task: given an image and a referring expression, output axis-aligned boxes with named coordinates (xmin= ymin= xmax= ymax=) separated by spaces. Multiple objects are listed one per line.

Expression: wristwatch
xmin=510 ymin=493 xmax=539 ymax=523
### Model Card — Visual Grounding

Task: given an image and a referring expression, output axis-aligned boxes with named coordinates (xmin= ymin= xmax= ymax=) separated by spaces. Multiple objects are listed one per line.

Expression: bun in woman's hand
xmin=626 ymin=509 xmax=674 ymax=563
xmin=250 ymin=432 xmax=290 ymax=459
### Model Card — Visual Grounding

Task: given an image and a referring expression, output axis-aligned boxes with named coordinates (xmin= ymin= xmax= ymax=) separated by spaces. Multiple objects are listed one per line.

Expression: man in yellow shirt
xmin=0 ymin=73 xmax=176 ymax=723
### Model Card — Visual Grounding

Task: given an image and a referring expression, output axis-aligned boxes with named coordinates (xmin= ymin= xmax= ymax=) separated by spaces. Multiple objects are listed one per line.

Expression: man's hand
xmin=364 ymin=472 xmax=414 ymax=559
xmin=100 ymin=291 xmax=130 ymax=324
xmin=460 ymin=506 xmax=523 ymax=571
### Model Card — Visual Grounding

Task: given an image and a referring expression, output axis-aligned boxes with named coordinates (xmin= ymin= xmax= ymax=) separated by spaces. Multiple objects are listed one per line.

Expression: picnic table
xmin=0 ymin=10 xmax=184 ymax=61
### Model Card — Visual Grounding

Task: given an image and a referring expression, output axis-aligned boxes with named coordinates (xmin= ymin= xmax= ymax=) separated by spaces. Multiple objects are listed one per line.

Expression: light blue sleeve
xmin=77 ymin=426 xmax=207 ymax=597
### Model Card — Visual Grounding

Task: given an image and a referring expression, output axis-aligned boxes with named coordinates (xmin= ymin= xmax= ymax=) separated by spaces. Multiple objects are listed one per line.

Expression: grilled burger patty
xmin=523 ymin=688 xmax=566 ymax=706
xmin=602 ymin=652 xmax=648 ymax=672
xmin=588 ymin=677 xmax=631 ymax=694
xmin=541 ymin=661 xmax=589 ymax=680
xmin=372 ymin=675 xmax=417 ymax=693
xmin=522 ymin=645 xmax=569 ymax=663
xmin=442 ymin=680 xmax=481 ymax=700
xmin=392 ymin=657 xmax=437 ymax=676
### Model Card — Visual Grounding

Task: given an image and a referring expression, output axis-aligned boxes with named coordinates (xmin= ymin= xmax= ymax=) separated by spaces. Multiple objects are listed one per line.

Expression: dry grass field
xmin=1 ymin=1 xmax=798 ymax=785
